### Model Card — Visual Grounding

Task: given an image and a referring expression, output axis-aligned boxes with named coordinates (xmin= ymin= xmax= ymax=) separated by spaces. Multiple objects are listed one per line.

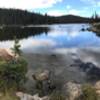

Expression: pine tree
xmin=11 ymin=37 xmax=21 ymax=58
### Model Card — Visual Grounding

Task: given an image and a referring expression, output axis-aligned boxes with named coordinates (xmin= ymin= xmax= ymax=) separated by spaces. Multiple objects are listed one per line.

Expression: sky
xmin=0 ymin=0 xmax=100 ymax=17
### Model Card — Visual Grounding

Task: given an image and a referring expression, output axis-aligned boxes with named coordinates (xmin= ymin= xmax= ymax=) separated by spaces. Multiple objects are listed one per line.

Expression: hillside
xmin=56 ymin=15 xmax=90 ymax=23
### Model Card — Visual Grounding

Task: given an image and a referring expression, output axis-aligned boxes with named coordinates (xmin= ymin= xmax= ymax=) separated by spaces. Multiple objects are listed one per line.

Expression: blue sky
xmin=0 ymin=0 xmax=100 ymax=17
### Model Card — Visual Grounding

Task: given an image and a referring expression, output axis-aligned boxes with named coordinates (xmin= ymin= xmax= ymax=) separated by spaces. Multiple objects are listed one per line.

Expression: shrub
xmin=0 ymin=37 xmax=28 ymax=91
xmin=0 ymin=57 xmax=27 ymax=91
xmin=77 ymin=84 xmax=98 ymax=100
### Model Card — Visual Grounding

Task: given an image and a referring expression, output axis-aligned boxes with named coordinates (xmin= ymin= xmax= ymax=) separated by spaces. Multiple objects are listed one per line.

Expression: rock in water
xmin=32 ymin=70 xmax=50 ymax=81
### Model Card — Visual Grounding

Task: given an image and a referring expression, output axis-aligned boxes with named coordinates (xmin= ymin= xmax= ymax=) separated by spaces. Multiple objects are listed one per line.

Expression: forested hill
xmin=55 ymin=15 xmax=90 ymax=23
xmin=0 ymin=8 xmax=90 ymax=25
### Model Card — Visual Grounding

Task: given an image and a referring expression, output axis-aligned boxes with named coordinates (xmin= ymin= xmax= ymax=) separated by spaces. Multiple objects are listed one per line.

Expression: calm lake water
xmin=1 ymin=24 xmax=100 ymax=84
xmin=0 ymin=24 xmax=100 ymax=54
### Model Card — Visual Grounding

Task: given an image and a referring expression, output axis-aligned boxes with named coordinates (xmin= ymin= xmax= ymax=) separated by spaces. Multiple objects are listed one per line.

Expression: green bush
xmin=0 ymin=57 xmax=27 ymax=91
xmin=78 ymin=84 xmax=98 ymax=100
xmin=50 ymin=91 xmax=66 ymax=100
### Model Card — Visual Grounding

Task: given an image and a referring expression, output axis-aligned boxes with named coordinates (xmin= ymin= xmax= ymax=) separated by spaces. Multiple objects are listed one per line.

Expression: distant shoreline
xmin=0 ymin=8 xmax=90 ymax=25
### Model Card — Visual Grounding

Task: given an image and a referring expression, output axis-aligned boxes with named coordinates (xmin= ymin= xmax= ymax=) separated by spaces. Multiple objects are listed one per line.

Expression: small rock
xmin=16 ymin=92 xmax=49 ymax=100
xmin=33 ymin=94 xmax=49 ymax=100
xmin=16 ymin=92 xmax=33 ymax=100
xmin=32 ymin=70 xmax=50 ymax=81
xmin=95 ymin=81 xmax=100 ymax=90
xmin=94 ymin=81 xmax=100 ymax=95
xmin=96 ymin=90 xmax=100 ymax=95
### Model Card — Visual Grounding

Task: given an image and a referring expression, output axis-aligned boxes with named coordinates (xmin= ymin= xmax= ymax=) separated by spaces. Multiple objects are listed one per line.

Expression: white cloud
xmin=47 ymin=8 xmax=81 ymax=16
xmin=67 ymin=9 xmax=80 ymax=15
xmin=21 ymin=37 xmax=57 ymax=48
xmin=47 ymin=10 xmax=66 ymax=16
xmin=32 ymin=38 xmax=57 ymax=47
xmin=0 ymin=0 xmax=62 ymax=10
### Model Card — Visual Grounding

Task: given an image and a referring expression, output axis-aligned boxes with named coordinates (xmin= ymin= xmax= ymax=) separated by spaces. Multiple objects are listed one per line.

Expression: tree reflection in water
xmin=0 ymin=26 xmax=49 ymax=41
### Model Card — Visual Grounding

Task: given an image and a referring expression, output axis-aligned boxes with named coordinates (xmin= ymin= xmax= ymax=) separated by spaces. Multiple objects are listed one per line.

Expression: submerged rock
xmin=32 ymin=70 xmax=50 ymax=81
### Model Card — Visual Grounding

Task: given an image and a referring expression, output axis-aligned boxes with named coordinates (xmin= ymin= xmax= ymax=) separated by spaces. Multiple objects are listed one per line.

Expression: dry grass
xmin=0 ymin=92 xmax=19 ymax=100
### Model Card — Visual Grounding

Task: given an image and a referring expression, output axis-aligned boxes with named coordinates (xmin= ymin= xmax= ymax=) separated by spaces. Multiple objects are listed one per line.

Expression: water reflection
xmin=70 ymin=48 xmax=100 ymax=82
xmin=0 ymin=26 xmax=49 ymax=41
xmin=0 ymin=24 xmax=100 ymax=53
xmin=72 ymin=56 xmax=100 ymax=82
xmin=22 ymin=24 xmax=100 ymax=53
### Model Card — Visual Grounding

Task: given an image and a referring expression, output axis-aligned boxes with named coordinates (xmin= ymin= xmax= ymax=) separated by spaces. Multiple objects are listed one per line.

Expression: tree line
xmin=0 ymin=8 xmax=93 ymax=25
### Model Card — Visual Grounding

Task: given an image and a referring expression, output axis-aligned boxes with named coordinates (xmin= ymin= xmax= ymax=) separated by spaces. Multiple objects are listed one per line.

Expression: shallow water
xmin=1 ymin=24 xmax=100 ymax=86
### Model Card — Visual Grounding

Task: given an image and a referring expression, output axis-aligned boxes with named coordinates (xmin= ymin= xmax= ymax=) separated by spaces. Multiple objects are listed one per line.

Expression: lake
xmin=1 ymin=24 xmax=100 ymax=88
xmin=0 ymin=24 xmax=100 ymax=53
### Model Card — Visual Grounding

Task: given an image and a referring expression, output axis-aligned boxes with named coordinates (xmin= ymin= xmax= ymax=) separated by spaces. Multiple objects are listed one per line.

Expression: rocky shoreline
xmin=1 ymin=49 xmax=100 ymax=100
xmin=88 ymin=23 xmax=100 ymax=34
xmin=16 ymin=81 xmax=100 ymax=100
